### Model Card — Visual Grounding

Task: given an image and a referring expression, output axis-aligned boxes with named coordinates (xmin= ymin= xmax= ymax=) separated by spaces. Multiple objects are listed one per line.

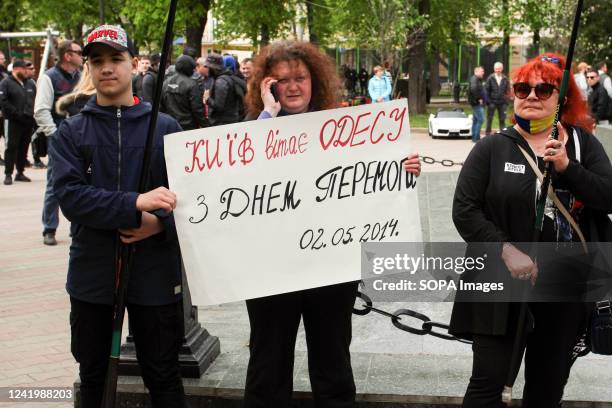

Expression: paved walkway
xmin=3 ymin=130 xmax=610 ymax=407
xmin=0 ymin=164 xmax=75 ymax=408
xmin=0 ymin=129 xmax=468 ymax=407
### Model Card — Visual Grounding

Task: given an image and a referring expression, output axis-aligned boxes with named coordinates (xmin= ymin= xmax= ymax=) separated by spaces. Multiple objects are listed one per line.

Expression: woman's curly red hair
xmin=245 ymin=41 xmax=341 ymax=116
xmin=512 ymin=52 xmax=594 ymax=131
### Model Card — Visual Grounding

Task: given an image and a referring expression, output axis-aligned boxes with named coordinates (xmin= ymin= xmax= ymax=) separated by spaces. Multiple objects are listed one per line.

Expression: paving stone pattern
xmin=2 ymin=133 xmax=611 ymax=407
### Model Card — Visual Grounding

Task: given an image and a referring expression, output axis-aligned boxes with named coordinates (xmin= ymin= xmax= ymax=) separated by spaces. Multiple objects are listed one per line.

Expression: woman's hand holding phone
xmin=261 ymin=77 xmax=281 ymax=117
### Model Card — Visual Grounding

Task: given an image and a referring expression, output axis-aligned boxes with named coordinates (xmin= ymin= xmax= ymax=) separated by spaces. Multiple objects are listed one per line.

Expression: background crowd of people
xmin=0 ymin=41 xmax=403 ymax=202
xmin=467 ymin=59 xmax=612 ymax=143
xmin=1 ymin=40 xmax=611 ymax=249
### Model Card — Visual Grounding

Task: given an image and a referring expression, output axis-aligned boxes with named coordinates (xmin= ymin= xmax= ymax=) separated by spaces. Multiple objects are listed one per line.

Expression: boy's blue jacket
xmin=51 ymin=96 xmax=184 ymax=305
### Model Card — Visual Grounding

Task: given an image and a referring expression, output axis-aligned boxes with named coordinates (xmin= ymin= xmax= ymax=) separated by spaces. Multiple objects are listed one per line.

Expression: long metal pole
xmin=38 ymin=30 xmax=53 ymax=81
xmin=501 ymin=0 xmax=584 ymax=404
xmin=100 ymin=1 xmax=178 ymax=406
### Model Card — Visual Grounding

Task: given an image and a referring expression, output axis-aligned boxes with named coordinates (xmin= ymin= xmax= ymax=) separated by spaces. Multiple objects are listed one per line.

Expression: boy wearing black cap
xmin=50 ymin=25 xmax=186 ymax=407
xmin=0 ymin=58 xmax=36 ymax=185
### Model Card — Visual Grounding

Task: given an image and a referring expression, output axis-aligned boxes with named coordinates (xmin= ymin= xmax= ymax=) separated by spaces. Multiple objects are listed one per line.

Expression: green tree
xmin=0 ymin=0 xmax=27 ymax=32
xmin=303 ymin=0 xmax=334 ymax=45
xmin=121 ymin=0 xmax=181 ymax=51
xmin=482 ymin=0 xmax=512 ymax=69
xmin=333 ymin=0 xmax=427 ymax=65
xmin=119 ymin=0 xmax=212 ymax=56
xmin=576 ymin=0 xmax=612 ymax=64
xmin=26 ymin=0 xmax=118 ymax=41
xmin=331 ymin=0 xmax=430 ymax=112
xmin=184 ymin=0 xmax=212 ymax=57
xmin=212 ymin=0 xmax=294 ymax=47
xmin=518 ymin=0 xmax=553 ymax=57
xmin=427 ymin=0 xmax=488 ymax=95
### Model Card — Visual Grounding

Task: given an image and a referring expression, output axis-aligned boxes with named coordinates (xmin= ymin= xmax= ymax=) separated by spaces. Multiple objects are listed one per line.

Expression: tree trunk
xmin=408 ymin=0 xmax=429 ymax=114
xmin=429 ymin=51 xmax=441 ymax=97
xmin=502 ymin=0 xmax=510 ymax=70
xmin=185 ymin=0 xmax=211 ymax=58
xmin=99 ymin=0 xmax=105 ymax=25
xmin=306 ymin=1 xmax=318 ymax=44
xmin=75 ymin=23 xmax=83 ymax=43
xmin=502 ymin=34 xmax=510 ymax=70
xmin=532 ymin=28 xmax=541 ymax=57
xmin=260 ymin=23 xmax=270 ymax=46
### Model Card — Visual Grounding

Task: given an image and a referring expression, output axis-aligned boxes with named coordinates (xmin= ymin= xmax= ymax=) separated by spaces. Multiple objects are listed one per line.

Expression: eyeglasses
xmin=513 ymin=82 xmax=559 ymax=100
xmin=586 ymin=76 xmax=598 ymax=80
xmin=68 ymin=50 xmax=83 ymax=56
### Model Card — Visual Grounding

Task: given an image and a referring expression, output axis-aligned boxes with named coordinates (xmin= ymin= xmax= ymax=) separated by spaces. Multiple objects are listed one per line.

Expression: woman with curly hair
xmin=243 ymin=41 xmax=421 ymax=407
xmin=450 ymin=53 xmax=612 ymax=407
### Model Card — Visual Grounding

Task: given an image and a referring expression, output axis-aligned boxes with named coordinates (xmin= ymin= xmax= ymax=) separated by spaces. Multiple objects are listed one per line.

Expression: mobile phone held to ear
xmin=270 ymin=82 xmax=279 ymax=102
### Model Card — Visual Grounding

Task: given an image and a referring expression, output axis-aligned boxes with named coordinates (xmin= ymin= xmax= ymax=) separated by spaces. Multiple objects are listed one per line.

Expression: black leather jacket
xmin=161 ymin=72 xmax=207 ymax=130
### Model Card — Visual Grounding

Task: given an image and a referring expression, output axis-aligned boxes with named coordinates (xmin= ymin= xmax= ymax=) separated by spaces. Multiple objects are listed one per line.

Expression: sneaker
xmin=43 ymin=232 xmax=57 ymax=246
xmin=14 ymin=173 xmax=31 ymax=182
xmin=3 ymin=175 xmax=12 ymax=185
xmin=33 ymin=161 xmax=47 ymax=169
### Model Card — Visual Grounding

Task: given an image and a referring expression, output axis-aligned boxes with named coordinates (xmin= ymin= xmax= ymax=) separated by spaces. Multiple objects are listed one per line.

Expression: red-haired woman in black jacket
xmin=450 ymin=53 xmax=612 ymax=407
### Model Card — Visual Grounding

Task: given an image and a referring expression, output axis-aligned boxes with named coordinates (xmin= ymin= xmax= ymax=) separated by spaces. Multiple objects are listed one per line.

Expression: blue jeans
xmin=472 ymin=105 xmax=484 ymax=142
xmin=42 ymin=136 xmax=59 ymax=235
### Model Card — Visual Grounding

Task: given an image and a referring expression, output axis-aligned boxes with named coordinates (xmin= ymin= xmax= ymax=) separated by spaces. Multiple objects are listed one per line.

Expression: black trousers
xmin=485 ymin=103 xmax=507 ymax=135
xmin=70 ymin=297 xmax=186 ymax=408
xmin=4 ymin=119 xmax=32 ymax=176
xmin=462 ymin=302 xmax=591 ymax=408
xmin=244 ymin=281 xmax=359 ymax=408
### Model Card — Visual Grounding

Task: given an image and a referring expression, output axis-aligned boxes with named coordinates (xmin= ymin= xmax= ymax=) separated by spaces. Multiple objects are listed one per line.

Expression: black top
xmin=449 ymin=126 xmax=612 ymax=338
xmin=588 ymin=82 xmax=611 ymax=122
xmin=207 ymin=71 xmax=246 ymax=125
xmin=52 ymin=96 xmax=183 ymax=305
xmin=485 ymin=74 xmax=510 ymax=106
xmin=0 ymin=75 xmax=36 ymax=125
xmin=468 ymin=75 xmax=485 ymax=106
xmin=161 ymin=71 xmax=207 ymax=130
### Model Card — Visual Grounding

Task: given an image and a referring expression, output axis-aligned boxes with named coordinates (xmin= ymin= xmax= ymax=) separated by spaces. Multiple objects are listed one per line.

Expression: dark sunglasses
xmin=513 ymin=82 xmax=559 ymax=100
xmin=587 ymin=75 xmax=598 ymax=80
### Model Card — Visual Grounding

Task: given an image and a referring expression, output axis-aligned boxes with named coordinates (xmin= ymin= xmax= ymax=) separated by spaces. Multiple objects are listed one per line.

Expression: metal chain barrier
xmin=353 ymin=291 xmax=472 ymax=344
xmin=353 ymin=291 xmax=591 ymax=360
xmin=420 ymin=155 xmax=463 ymax=167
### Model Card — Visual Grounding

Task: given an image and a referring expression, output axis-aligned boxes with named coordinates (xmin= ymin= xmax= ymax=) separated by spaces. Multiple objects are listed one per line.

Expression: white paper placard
xmin=164 ymin=99 xmax=422 ymax=305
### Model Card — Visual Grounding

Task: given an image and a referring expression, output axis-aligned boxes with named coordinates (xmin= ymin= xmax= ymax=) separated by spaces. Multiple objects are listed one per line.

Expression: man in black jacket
xmin=484 ymin=62 xmax=510 ymax=137
xmin=142 ymin=54 xmax=160 ymax=104
xmin=468 ymin=66 xmax=486 ymax=142
xmin=132 ymin=55 xmax=151 ymax=99
xmin=587 ymin=69 xmax=611 ymax=125
xmin=195 ymin=57 xmax=214 ymax=93
xmin=0 ymin=59 xmax=36 ymax=185
xmin=161 ymin=55 xmax=207 ymax=130
xmin=204 ymin=53 xmax=246 ymax=126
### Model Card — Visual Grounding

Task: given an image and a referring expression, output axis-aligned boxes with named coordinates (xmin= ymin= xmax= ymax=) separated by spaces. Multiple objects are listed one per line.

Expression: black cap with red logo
xmin=83 ymin=25 xmax=135 ymax=57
